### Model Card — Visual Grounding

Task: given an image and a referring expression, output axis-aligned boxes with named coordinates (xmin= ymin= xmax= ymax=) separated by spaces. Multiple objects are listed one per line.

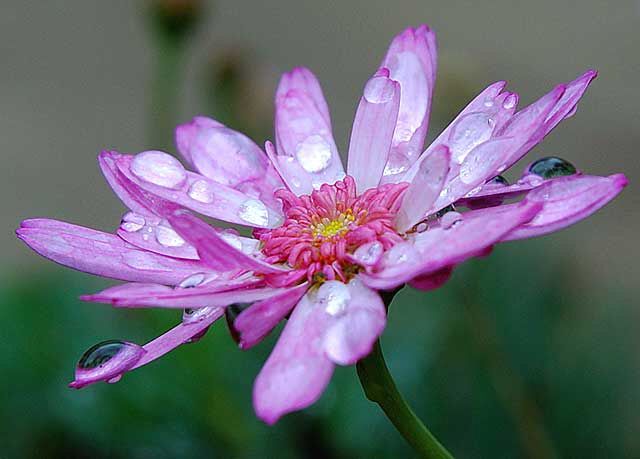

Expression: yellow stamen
xmin=311 ymin=210 xmax=355 ymax=238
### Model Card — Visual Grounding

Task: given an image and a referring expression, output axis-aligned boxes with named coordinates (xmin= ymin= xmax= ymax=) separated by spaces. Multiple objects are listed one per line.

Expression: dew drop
xmin=484 ymin=98 xmax=494 ymax=108
xmin=219 ymin=232 xmax=243 ymax=250
xmin=155 ymin=223 xmax=185 ymax=247
xmin=527 ymin=156 xmax=577 ymax=179
xmin=415 ymin=222 xmax=428 ymax=233
xmin=295 ymin=135 xmax=332 ymax=173
xmin=441 ymin=211 xmax=463 ymax=229
xmin=488 ymin=175 xmax=509 ymax=186
xmin=187 ymin=179 xmax=215 ymax=203
xmin=352 ymin=241 xmax=384 ymax=266
xmin=120 ymin=212 xmax=145 ymax=232
xmin=449 ymin=112 xmax=495 ymax=162
xmin=318 ymin=281 xmax=351 ymax=317
xmin=182 ymin=306 xmax=218 ymax=324
xmin=503 ymin=93 xmax=517 ymax=109
xmin=131 ymin=151 xmax=187 ymax=189
xmin=178 ymin=272 xmax=206 ymax=289
xmin=78 ymin=340 xmax=128 ymax=369
xmin=364 ymin=76 xmax=395 ymax=104
xmin=238 ymin=199 xmax=269 ymax=226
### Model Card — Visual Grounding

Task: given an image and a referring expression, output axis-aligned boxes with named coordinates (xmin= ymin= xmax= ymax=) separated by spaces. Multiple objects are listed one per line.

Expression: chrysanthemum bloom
xmin=17 ymin=24 xmax=626 ymax=425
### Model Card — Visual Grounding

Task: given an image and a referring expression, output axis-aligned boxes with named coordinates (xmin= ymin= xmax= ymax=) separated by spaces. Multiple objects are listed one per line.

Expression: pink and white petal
xmin=395 ymin=145 xmax=450 ymax=232
xmin=16 ymin=219 xmax=213 ymax=284
xmin=82 ymin=281 xmax=289 ymax=309
xmin=235 ymin=283 xmax=309 ymax=349
xmin=168 ymin=211 xmax=288 ymax=274
xmin=381 ymin=24 xmax=438 ymax=181
xmin=347 ymin=69 xmax=401 ymax=193
xmin=360 ymin=201 xmax=542 ymax=289
xmin=253 ymin=288 xmax=335 ymax=424
xmin=274 ymin=71 xmax=345 ymax=192
xmin=322 ymin=279 xmax=386 ymax=365
xmin=116 ymin=151 xmax=283 ymax=228
xmin=505 ymin=173 xmax=627 ymax=240
xmin=276 ymin=67 xmax=331 ymax=126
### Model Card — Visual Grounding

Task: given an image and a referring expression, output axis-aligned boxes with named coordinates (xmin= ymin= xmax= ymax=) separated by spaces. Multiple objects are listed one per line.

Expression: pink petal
xmin=175 ymin=116 xmax=285 ymax=210
xmin=408 ymin=266 xmax=453 ymax=291
xmin=253 ymin=287 xmax=335 ymax=424
xmin=16 ymin=219 xmax=213 ymax=284
xmin=168 ymin=211 xmax=288 ymax=274
xmin=81 ymin=281 xmax=289 ymax=309
xmin=273 ymin=68 xmax=345 ymax=194
xmin=505 ymin=173 xmax=627 ymax=240
xmin=347 ymin=69 xmax=401 ymax=192
xmin=235 ymin=283 xmax=309 ymax=349
xmin=360 ymin=201 xmax=542 ymax=289
xmin=380 ymin=24 xmax=438 ymax=181
xmin=322 ymin=279 xmax=386 ymax=365
xmin=395 ymin=145 xmax=450 ymax=231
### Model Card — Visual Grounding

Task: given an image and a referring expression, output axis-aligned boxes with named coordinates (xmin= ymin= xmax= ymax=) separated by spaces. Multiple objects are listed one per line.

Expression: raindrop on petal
xmin=155 ymin=222 xmax=185 ymax=247
xmin=363 ymin=76 xmax=396 ymax=104
xmin=441 ymin=211 xmax=463 ymax=229
xmin=352 ymin=241 xmax=384 ymax=267
xmin=527 ymin=156 xmax=577 ymax=179
xmin=120 ymin=212 xmax=145 ymax=232
xmin=448 ymin=112 xmax=495 ymax=163
xmin=503 ymin=93 xmax=518 ymax=109
xmin=295 ymin=135 xmax=332 ymax=173
xmin=131 ymin=150 xmax=187 ymax=189
xmin=70 ymin=340 xmax=145 ymax=389
xmin=182 ymin=306 xmax=219 ymax=324
xmin=238 ymin=199 xmax=269 ymax=226
xmin=318 ymin=281 xmax=351 ymax=316
xmin=178 ymin=272 xmax=206 ymax=289
xmin=187 ymin=179 xmax=215 ymax=203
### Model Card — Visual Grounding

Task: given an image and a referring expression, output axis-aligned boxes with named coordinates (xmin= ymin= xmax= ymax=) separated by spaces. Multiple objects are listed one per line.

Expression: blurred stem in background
xmin=146 ymin=0 xmax=204 ymax=150
xmin=357 ymin=292 xmax=455 ymax=459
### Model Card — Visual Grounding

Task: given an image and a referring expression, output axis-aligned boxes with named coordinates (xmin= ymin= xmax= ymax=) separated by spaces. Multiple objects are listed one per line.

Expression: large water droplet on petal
xmin=364 ymin=76 xmax=396 ymax=104
xmin=219 ymin=232 xmax=243 ymax=251
xmin=155 ymin=222 xmax=185 ymax=247
xmin=187 ymin=179 xmax=215 ymax=203
xmin=352 ymin=241 xmax=384 ymax=267
xmin=488 ymin=175 xmax=509 ymax=186
xmin=120 ymin=212 xmax=145 ymax=232
xmin=441 ymin=211 xmax=463 ymax=229
xmin=178 ymin=272 xmax=206 ymax=289
xmin=131 ymin=151 xmax=187 ymax=189
xmin=182 ymin=306 xmax=219 ymax=324
xmin=318 ymin=281 xmax=351 ymax=317
xmin=238 ymin=199 xmax=269 ymax=226
xmin=503 ymin=93 xmax=518 ymax=109
xmin=295 ymin=135 xmax=332 ymax=173
xmin=448 ymin=112 xmax=495 ymax=163
xmin=527 ymin=156 xmax=577 ymax=179
xmin=70 ymin=340 xmax=145 ymax=389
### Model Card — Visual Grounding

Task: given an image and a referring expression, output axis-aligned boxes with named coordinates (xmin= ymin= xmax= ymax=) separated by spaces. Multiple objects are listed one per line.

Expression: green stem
xmin=356 ymin=339 xmax=455 ymax=459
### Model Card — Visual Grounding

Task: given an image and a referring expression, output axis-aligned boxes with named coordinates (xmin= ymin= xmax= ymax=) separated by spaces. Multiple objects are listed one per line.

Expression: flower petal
xmin=234 ymin=283 xmax=309 ymax=349
xmin=175 ymin=116 xmax=285 ymax=210
xmin=273 ymin=68 xmax=345 ymax=194
xmin=16 ymin=219 xmax=213 ymax=284
xmin=347 ymin=69 xmax=401 ymax=193
xmin=381 ymin=24 xmax=438 ymax=182
xmin=505 ymin=173 xmax=627 ymax=240
xmin=168 ymin=211 xmax=288 ymax=274
xmin=360 ymin=200 xmax=542 ymax=289
xmin=253 ymin=287 xmax=335 ymax=424
xmin=322 ymin=279 xmax=386 ymax=365
xmin=395 ymin=145 xmax=450 ymax=231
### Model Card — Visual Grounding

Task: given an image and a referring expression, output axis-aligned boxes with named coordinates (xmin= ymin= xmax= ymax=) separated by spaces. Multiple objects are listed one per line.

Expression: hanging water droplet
xmin=503 ymin=93 xmax=517 ymax=109
xmin=224 ymin=303 xmax=253 ymax=343
xmin=187 ymin=179 xmax=215 ymax=203
xmin=120 ymin=212 xmax=145 ymax=232
xmin=238 ymin=199 xmax=269 ymax=226
xmin=185 ymin=327 xmax=211 ymax=344
xmin=69 ymin=340 xmax=145 ymax=389
xmin=441 ymin=211 xmax=463 ymax=229
xmin=363 ymin=76 xmax=395 ymax=104
xmin=178 ymin=272 xmax=206 ymax=289
xmin=527 ymin=156 xmax=577 ymax=179
xmin=182 ymin=306 xmax=218 ymax=324
xmin=131 ymin=150 xmax=187 ymax=189
xmin=78 ymin=340 xmax=128 ymax=369
xmin=155 ymin=223 xmax=185 ymax=247
xmin=318 ymin=281 xmax=351 ymax=316
xmin=295 ymin=135 xmax=332 ymax=173
xmin=487 ymin=175 xmax=509 ymax=186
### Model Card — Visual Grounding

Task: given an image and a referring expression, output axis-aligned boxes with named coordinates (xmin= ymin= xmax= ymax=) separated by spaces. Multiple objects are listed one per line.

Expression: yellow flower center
xmin=311 ymin=211 xmax=355 ymax=239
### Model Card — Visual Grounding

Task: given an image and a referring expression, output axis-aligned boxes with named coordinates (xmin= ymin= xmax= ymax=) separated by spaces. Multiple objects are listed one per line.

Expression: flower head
xmin=17 ymin=24 xmax=626 ymax=424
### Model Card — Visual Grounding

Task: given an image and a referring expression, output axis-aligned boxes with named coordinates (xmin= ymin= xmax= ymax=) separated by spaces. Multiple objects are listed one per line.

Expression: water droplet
xmin=318 ymin=281 xmax=351 ymax=316
xmin=484 ymin=98 xmax=494 ymax=108
xmin=120 ymin=212 xmax=145 ymax=232
xmin=441 ymin=211 xmax=463 ymax=229
xmin=178 ymin=272 xmax=206 ymax=288
xmin=487 ymin=117 xmax=496 ymax=128
xmin=185 ymin=327 xmax=210 ymax=344
xmin=449 ymin=112 xmax=495 ymax=162
xmin=238 ymin=199 xmax=269 ymax=226
xmin=122 ymin=251 xmax=165 ymax=270
xmin=295 ymin=135 xmax=332 ymax=173
xmin=488 ymin=175 xmax=509 ymax=186
xmin=364 ymin=76 xmax=396 ymax=104
xmin=131 ymin=151 xmax=187 ymax=189
xmin=352 ymin=241 xmax=383 ymax=266
xmin=527 ymin=156 xmax=577 ymax=179
xmin=155 ymin=223 xmax=185 ymax=247
xmin=415 ymin=222 xmax=428 ymax=233
xmin=503 ymin=93 xmax=517 ymax=109
xmin=219 ymin=232 xmax=243 ymax=250
xmin=107 ymin=375 xmax=122 ymax=384
xmin=182 ymin=306 xmax=218 ymax=324
xmin=434 ymin=204 xmax=455 ymax=218
xmin=187 ymin=179 xmax=215 ymax=203
xmin=78 ymin=340 xmax=128 ymax=369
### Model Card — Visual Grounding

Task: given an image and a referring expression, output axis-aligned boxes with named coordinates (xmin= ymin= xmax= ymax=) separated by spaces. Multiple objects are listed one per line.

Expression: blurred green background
xmin=1 ymin=1 xmax=638 ymax=458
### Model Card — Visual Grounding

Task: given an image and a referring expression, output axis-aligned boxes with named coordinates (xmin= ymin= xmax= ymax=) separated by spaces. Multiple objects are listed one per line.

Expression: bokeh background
xmin=1 ymin=1 xmax=639 ymax=458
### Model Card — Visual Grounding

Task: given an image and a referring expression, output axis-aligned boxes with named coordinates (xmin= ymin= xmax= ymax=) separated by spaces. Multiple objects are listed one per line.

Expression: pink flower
xmin=17 ymin=24 xmax=626 ymax=424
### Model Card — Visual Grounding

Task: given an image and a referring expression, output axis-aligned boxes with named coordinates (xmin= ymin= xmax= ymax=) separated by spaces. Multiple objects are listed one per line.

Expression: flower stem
xmin=356 ymin=340 xmax=454 ymax=458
